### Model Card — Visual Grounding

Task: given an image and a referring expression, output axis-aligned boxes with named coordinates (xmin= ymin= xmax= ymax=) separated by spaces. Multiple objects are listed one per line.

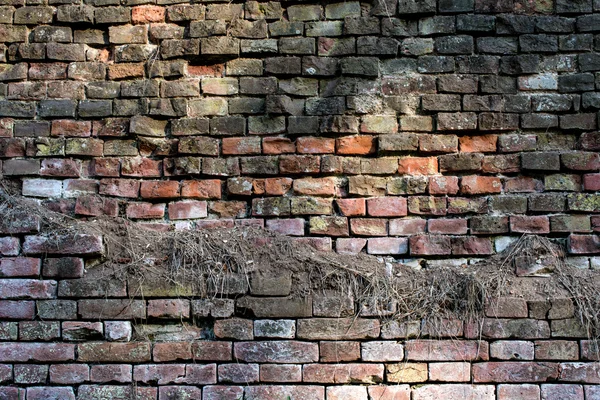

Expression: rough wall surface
xmin=0 ymin=232 xmax=600 ymax=399
xmin=0 ymin=0 xmax=598 ymax=264
xmin=1 ymin=0 xmax=600 ymax=398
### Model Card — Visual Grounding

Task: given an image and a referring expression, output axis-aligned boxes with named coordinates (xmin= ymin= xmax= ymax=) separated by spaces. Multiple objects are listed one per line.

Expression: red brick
xmin=126 ymin=202 xmax=165 ymax=219
xmin=192 ymin=341 xmax=232 ymax=361
xmin=429 ymin=176 xmax=459 ymax=195
xmin=336 ymin=198 xmax=366 ymax=216
xmin=78 ymin=342 xmax=151 ymax=363
xmin=473 ymin=362 xmax=558 ymax=383
xmin=429 ymin=362 xmax=471 ymax=382
xmin=559 ymin=362 xmax=600 ymax=384
xmin=367 ymin=197 xmax=407 ymax=217
xmin=319 ymin=341 xmax=360 ymax=362
xmin=303 ymin=363 xmax=384 ymax=383
xmin=280 ymin=155 xmax=320 ymax=174
xmin=99 ymin=178 xmax=140 ymax=198
xmin=413 ymin=384 xmax=494 ymax=399
xmin=75 ymin=196 xmax=119 ymax=217
xmin=0 ymin=300 xmax=35 ymax=319
xmin=568 ymin=234 xmax=600 ymax=254
xmin=485 ymin=298 xmax=528 ymax=318
xmin=140 ymin=180 xmax=180 ymax=199
xmin=336 ymin=136 xmax=376 ymax=155
xmin=222 ymin=137 xmax=261 ymax=155
xmin=78 ymin=386 xmax=156 ymax=400
xmin=132 ymin=5 xmax=165 ymax=24
xmin=148 ymin=299 xmax=190 ymax=319
xmin=459 ymin=135 xmax=497 ymax=152
xmin=260 ymin=364 xmax=302 ymax=382
xmin=541 ymin=384 xmax=584 ymax=400
xmin=153 ymin=342 xmax=192 ymax=362
xmin=49 ymin=364 xmax=89 ymax=384
xmin=262 ymin=137 xmax=296 ymax=154
xmin=490 ymin=341 xmax=534 ymax=361
xmin=398 ymin=156 xmax=438 ymax=175
xmin=38 ymin=159 xmax=79 ymax=177
xmin=505 ymin=177 xmax=542 ymax=193
xmin=261 ymin=177 xmax=293 ymax=195
xmin=0 ymin=279 xmax=56 ymax=299
xmin=584 ymin=174 xmax=600 ymax=191
xmin=266 ymin=218 xmax=304 ymax=236
xmin=133 ymin=364 xmax=185 ymax=385
xmin=451 ymin=236 xmax=493 ymax=255
xmin=0 ymin=343 xmax=74 ymax=362
xmin=181 ymin=179 xmax=222 ymax=199
xmin=350 ymin=218 xmax=387 ymax=236
xmin=297 ymin=137 xmax=335 ymax=154
xmin=91 ymin=159 xmax=120 ymax=177
xmin=406 ymin=340 xmax=489 ymax=361
xmin=428 ymin=218 xmax=467 ymax=234
xmin=535 ymin=341 xmax=578 ymax=361
xmin=218 ymin=363 xmax=259 ymax=383
xmin=27 ymin=387 xmax=75 ymax=400
xmin=0 ymin=138 xmax=25 ymax=157
xmin=168 ymin=200 xmax=207 ymax=219
xmin=78 ymin=299 xmax=145 ymax=319
xmin=196 ymin=219 xmax=235 ymax=229
xmin=204 ymin=386 xmax=244 ymax=400
xmin=159 ymin=386 xmax=202 ymax=399
xmin=121 ymin=157 xmax=161 ymax=177
xmin=0 ymin=257 xmax=40 ymax=277
xmin=336 ymin=238 xmax=367 ymax=254
xmin=460 ymin=175 xmax=502 ymax=194
xmin=234 ymin=341 xmax=318 ymax=363
xmin=51 ymin=120 xmax=91 ymax=137
xmin=367 ymin=237 xmax=408 ymax=255
xmin=361 ymin=341 xmax=404 ymax=362
xmin=214 ymin=318 xmax=254 ymax=340
xmin=293 ymin=177 xmax=336 ymax=196
xmin=510 ymin=215 xmax=550 ymax=234
xmin=409 ymin=235 xmax=451 ymax=255
xmin=244 ymin=386 xmax=324 ymax=400
xmin=90 ymin=364 xmax=132 ymax=383
xmin=367 ymin=386 xmax=410 ymax=400
xmin=389 ymin=218 xmax=427 ymax=235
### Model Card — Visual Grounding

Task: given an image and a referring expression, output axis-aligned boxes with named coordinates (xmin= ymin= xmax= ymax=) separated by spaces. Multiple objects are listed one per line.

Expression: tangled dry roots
xmin=1 ymin=179 xmax=600 ymax=339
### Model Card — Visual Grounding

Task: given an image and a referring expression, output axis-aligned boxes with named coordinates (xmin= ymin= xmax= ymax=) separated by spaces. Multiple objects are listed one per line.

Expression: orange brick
xmin=398 ymin=157 xmax=438 ymax=175
xmin=181 ymin=180 xmax=222 ymax=199
xmin=263 ymin=178 xmax=292 ymax=195
xmin=140 ymin=181 xmax=180 ymax=199
xmin=336 ymin=198 xmax=366 ymax=217
xmin=262 ymin=137 xmax=296 ymax=154
xmin=293 ymin=178 xmax=336 ymax=196
xmin=222 ymin=137 xmax=261 ymax=155
xmin=132 ymin=5 xmax=165 ymax=24
xmin=336 ymin=136 xmax=376 ymax=155
xmin=297 ymin=137 xmax=335 ymax=154
xmin=459 ymin=135 xmax=498 ymax=153
xmin=187 ymin=64 xmax=224 ymax=77
xmin=460 ymin=176 xmax=502 ymax=195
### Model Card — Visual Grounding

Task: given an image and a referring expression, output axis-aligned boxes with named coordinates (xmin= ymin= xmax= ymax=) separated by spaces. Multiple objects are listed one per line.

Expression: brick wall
xmin=0 ymin=0 xmax=598 ymax=264
xmin=1 ymin=0 xmax=600 ymax=397
xmin=1 ymin=227 xmax=599 ymax=399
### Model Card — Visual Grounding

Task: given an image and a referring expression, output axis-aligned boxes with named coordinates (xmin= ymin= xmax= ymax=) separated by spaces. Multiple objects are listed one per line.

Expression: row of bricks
xmin=2 ymin=1 xmax=600 ymax=26
xmin=1 ymin=97 xmax=600 ymax=125
xmin=5 ymin=19 xmax=600 ymax=50
xmin=1 ymin=384 xmax=598 ymax=400
xmin=5 ymin=152 xmax=600 ymax=178
xmin=0 ymin=359 xmax=598 ymax=387
xmin=0 ymin=338 xmax=597 ymax=363
xmin=2 ymin=133 xmax=600 ymax=160
xmin=1 ymin=232 xmax=598 ymax=259
xmin=4 ymin=33 xmax=600 ymax=63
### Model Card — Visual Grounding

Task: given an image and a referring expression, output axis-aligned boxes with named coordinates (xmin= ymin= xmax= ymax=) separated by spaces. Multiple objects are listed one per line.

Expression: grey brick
xmin=39 ymin=100 xmax=77 ymax=118
xmin=477 ymin=37 xmax=518 ymax=54
xmin=456 ymin=14 xmax=495 ymax=31
xmin=340 ymin=57 xmax=379 ymax=77
xmin=520 ymin=34 xmax=558 ymax=53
